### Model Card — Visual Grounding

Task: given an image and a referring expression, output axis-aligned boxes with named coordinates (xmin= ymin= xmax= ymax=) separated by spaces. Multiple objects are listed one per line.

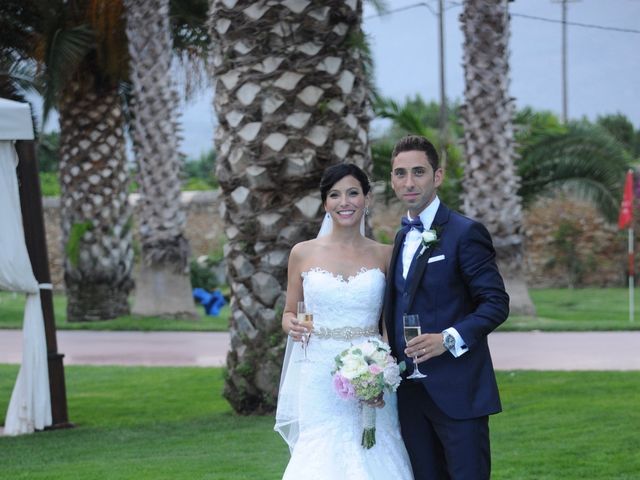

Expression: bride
xmin=275 ymin=164 xmax=413 ymax=479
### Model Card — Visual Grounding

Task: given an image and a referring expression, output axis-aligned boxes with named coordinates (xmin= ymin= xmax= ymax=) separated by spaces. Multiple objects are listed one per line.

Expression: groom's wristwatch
xmin=442 ymin=332 xmax=456 ymax=351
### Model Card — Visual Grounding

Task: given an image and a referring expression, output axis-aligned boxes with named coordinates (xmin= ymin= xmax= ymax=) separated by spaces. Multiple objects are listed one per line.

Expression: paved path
xmin=1 ymin=330 xmax=639 ymax=370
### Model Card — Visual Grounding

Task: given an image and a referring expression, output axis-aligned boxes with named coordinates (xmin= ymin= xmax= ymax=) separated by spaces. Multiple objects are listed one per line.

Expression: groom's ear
xmin=434 ymin=167 xmax=444 ymax=188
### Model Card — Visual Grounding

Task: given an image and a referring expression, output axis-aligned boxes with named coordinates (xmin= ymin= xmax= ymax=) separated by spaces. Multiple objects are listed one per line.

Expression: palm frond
xmin=0 ymin=55 xmax=42 ymax=99
xmin=518 ymin=123 xmax=632 ymax=222
xmin=42 ymin=24 xmax=94 ymax=120
xmin=169 ymin=0 xmax=210 ymax=99
xmin=374 ymin=95 xmax=429 ymax=137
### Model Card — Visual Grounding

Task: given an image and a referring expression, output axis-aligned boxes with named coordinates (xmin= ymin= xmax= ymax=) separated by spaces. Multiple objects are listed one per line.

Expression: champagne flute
xmin=296 ymin=301 xmax=313 ymax=363
xmin=403 ymin=314 xmax=427 ymax=379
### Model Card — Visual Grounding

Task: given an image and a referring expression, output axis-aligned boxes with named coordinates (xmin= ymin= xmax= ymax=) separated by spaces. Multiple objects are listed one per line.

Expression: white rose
xmin=370 ymin=349 xmax=388 ymax=365
xmin=421 ymin=230 xmax=437 ymax=244
xmin=360 ymin=341 xmax=376 ymax=357
xmin=383 ymin=363 xmax=402 ymax=389
xmin=341 ymin=355 xmax=369 ymax=380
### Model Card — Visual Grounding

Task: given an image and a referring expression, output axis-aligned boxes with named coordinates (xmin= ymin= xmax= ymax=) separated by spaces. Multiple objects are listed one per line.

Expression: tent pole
xmin=15 ymin=140 xmax=73 ymax=430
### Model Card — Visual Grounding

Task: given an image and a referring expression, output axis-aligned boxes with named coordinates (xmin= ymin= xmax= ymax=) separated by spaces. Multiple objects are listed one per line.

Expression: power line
xmin=364 ymin=2 xmax=436 ymax=19
xmin=511 ymin=11 xmax=640 ymax=34
xmin=366 ymin=1 xmax=640 ymax=35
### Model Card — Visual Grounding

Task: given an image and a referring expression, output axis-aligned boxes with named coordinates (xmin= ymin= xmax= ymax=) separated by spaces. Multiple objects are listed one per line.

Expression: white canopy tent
xmin=0 ymin=97 xmax=52 ymax=435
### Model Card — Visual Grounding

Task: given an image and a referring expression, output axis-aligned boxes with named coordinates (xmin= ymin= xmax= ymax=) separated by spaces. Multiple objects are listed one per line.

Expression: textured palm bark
xmin=59 ymin=80 xmax=134 ymax=321
xmin=124 ymin=0 xmax=197 ymax=318
xmin=209 ymin=0 xmax=371 ymax=413
xmin=459 ymin=0 xmax=535 ymax=316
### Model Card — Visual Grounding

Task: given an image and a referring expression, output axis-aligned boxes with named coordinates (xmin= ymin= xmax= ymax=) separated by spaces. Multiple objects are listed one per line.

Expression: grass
xmin=1 ymin=365 xmax=638 ymax=479
xmin=504 ymin=288 xmax=640 ymax=331
xmin=0 ymin=291 xmax=229 ymax=331
xmin=2 ymin=287 xmax=640 ymax=332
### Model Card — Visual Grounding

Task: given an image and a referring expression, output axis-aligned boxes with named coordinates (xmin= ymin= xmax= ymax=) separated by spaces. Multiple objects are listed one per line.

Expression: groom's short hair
xmin=391 ymin=135 xmax=439 ymax=171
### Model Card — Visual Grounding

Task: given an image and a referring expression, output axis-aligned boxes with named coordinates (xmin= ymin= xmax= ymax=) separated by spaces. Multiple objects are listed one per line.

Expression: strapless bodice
xmin=301 ymin=267 xmax=385 ymax=334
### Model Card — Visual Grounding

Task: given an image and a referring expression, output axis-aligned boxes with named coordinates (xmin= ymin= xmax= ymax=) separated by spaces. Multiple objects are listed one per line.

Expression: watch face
xmin=444 ymin=335 xmax=455 ymax=349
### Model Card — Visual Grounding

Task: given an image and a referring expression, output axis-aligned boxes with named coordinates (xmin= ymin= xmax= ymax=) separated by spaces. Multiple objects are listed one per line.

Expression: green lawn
xmin=0 ymin=291 xmax=229 ymax=331
xmin=2 ymin=287 xmax=640 ymax=332
xmin=505 ymin=288 xmax=640 ymax=331
xmin=1 ymin=365 xmax=638 ymax=479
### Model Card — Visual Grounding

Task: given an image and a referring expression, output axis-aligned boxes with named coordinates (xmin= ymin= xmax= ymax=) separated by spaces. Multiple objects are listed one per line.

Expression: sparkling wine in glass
xmin=296 ymin=301 xmax=313 ymax=362
xmin=403 ymin=314 xmax=427 ymax=379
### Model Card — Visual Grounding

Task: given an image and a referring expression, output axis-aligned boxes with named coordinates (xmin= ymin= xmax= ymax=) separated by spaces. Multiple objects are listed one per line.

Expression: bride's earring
xmin=364 ymin=206 xmax=370 ymax=216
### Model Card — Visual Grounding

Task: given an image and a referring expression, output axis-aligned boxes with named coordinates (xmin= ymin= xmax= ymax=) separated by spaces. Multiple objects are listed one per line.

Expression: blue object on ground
xmin=192 ymin=288 xmax=226 ymax=316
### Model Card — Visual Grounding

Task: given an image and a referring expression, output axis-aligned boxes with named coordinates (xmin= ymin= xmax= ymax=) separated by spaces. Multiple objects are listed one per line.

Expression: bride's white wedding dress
xmin=275 ymin=268 xmax=413 ymax=480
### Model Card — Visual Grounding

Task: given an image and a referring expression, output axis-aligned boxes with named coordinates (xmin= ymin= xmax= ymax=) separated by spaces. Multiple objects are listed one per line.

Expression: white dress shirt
xmin=401 ymin=196 xmax=468 ymax=358
xmin=401 ymin=196 xmax=440 ymax=279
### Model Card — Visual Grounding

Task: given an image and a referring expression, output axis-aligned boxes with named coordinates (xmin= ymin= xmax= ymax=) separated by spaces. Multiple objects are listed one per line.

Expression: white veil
xmin=274 ymin=212 xmax=365 ymax=452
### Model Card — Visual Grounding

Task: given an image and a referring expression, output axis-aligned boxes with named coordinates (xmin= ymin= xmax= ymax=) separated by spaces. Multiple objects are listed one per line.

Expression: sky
xmin=38 ymin=0 xmax=640 ymax=159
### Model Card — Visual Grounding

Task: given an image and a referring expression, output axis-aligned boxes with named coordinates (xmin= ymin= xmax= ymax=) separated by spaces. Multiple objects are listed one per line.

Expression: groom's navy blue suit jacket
xmin=383 ymin=203 xmax=509 ymax=420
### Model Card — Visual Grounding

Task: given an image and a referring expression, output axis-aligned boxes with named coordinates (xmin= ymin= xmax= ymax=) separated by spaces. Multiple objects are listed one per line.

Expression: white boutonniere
xmin=418 ymin=228 xmax=440 ymax=257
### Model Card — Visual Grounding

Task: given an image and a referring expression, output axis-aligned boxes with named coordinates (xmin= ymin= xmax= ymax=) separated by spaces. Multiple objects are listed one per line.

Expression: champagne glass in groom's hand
xmin=403 ymin=314 xmax=427 ymax=379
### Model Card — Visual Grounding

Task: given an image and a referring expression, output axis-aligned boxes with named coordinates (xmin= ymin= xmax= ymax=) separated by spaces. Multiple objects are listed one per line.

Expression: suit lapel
xmin=406 ymin=203 xmax=451 ymax=310
xmin=383 ymin=229 xmax=406 ymax=341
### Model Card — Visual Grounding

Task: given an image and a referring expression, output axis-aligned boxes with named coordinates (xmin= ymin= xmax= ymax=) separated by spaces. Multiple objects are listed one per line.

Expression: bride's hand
xmin=283 ymin=313 xmax=310 ymax=342
xmin=364 ymin=395 xmax=385 ymax=409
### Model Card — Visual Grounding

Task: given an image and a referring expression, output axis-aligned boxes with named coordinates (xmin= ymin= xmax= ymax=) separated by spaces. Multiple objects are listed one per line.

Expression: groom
xmin=383 ymin=135 xmax=509 ymax=480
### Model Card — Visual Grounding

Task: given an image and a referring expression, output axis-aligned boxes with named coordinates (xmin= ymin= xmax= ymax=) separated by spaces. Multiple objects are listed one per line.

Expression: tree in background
xmin=28 ymin=0 xmax=135 ymax=321
xmin=0 ymin=1 xmax=41 ymax=103
xmin=1 ymin=0 xmax=212 ymax=321
xmin=183 ymin=150 xmax=218 ymax=190
xmin=209 ymin=0 xmax=373 ymax=413
xmin=124 ymin=0 xmax=200 ymax=318
xmin=35 ymin=131 xmax=61 ymax=196
xmin=517 ymin=121 xmax=632 ymax=222
xmin=597 ymin=113 xmax=640 ymax=158
xmin=459 ymin=0 xmax=535 ymax=315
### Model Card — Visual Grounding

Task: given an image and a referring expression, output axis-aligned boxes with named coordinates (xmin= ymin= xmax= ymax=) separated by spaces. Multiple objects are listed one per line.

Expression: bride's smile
xmin=337 ymin=209 xmax=355 ymax=217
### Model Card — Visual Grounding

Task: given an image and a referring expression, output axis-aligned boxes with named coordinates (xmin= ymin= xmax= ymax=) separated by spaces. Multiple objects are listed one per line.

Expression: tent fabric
xmin=0 ymin=98 xmax=34 ymax=140
xmin=0 ymin=98 xmax=52 ymax=435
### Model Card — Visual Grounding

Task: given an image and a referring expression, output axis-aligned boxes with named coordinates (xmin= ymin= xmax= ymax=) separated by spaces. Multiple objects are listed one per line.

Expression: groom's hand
xmin=405 ymin=334 xmax=447 ymax=363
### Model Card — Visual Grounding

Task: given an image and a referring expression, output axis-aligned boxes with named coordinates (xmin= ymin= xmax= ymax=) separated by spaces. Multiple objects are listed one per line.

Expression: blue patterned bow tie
xmin=401 ymin=216 xmax=424 ymax=233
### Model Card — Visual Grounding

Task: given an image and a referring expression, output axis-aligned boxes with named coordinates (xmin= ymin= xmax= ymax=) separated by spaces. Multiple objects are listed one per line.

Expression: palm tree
xmin=459 ymin=0 xmax=535 ymax=315
xmin=2 ymin=0 xmax=210 ymax=321
xmin=123 ymin=0 xmax=198 ymax=318
xmin=29 ymin=0 xmax=135 ymax=321
xmin=518 ymin=122 xmax=632 ymax=222
xmin=209 ymin=0 xmax=372 ymax=413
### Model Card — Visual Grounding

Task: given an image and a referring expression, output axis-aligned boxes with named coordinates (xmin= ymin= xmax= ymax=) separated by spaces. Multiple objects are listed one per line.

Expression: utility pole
xmin=437 ymin=0 xmax=448 ymax=169
xmin=554 ymin=0 xmax=579 ymax=123
xmin=561 ymin=0 xmax=568 ymax=123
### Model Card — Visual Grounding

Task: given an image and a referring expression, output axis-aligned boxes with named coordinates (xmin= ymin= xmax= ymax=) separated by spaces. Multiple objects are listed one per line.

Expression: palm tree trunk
xmin=124 ymin=0 xmax=197 ymax=319
xmin=59 ymin=80 xmax=134 ymax=321
xmin=209 ymin=0 xmax=371 ymax=413
xmin=459 ymin=0 xmax=536 ymax=316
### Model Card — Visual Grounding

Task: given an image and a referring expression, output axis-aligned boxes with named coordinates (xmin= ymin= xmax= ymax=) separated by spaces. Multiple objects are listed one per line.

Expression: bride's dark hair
xmin=320 ymin=163 xmax=371 ymax=203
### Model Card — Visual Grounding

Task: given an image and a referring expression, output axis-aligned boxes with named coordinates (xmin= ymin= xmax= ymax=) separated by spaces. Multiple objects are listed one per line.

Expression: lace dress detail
xmin=279 ymin=268 xmax=413 ymax=480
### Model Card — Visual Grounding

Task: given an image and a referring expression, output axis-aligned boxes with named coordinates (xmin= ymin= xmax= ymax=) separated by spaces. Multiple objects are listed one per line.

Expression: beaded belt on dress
xmin=313 ymin=326 xmax=379 ymax=341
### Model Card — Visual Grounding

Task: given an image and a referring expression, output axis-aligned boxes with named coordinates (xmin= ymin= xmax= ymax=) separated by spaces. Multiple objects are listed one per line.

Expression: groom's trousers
xmin=398 ymin=381 xmax=490 ymax=480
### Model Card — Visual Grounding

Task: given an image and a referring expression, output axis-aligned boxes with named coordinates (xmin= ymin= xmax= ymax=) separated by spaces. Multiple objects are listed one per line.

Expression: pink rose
xmin=368 ymin=364 xmax=383 ymax=375
xmin=333 ymin=374 xmax=356 ymax=400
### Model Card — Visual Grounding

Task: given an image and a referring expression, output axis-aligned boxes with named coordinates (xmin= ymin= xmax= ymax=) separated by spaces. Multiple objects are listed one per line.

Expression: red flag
xmin=618 ymin=170 xmax=634 ymax=229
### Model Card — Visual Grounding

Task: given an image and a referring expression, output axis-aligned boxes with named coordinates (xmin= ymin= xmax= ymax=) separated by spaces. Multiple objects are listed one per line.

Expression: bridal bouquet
xmin=332 ymin=338 xmax=404 ymax=449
